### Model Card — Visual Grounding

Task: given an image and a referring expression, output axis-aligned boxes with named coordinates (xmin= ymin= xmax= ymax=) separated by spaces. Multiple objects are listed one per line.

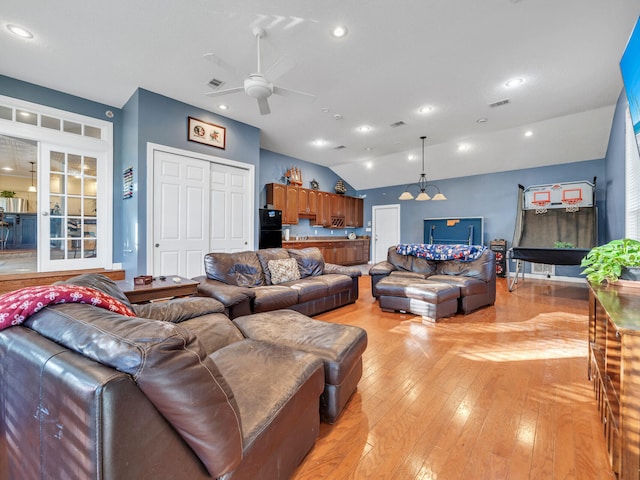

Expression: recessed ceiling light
xmin=333 ymin=114 xmax=343 ymax=120
xmin=477 ymin=118 xmax=488 ymax=124
xmin=458 ymin=143 xmax=470 ymax=151
xmin=321 ymin=107 xmax=330 ymax=113
xmin=524 ymin=130 xmax=533 ymax=137
xmin=357 ymin=125 xmax=372 ymax=133
xmin=505 ymin=78 xmax=524 ymax=87
xmin=365 ymin=162 xmax=373 ymax=169
xmin=7 ymin=24 xmax=33 ymax=39
xmin=2 ymin=167 xmax=13 ymax=172
xmin=331 ymin=26 xmax=348 ymax=38
xmin=312 ymin=139 xmax=327 ymax=147
xmin=418 ymin=106 xmax=433 ymax=114
xmin=218 ymin=104 xmax=228 ymax=110
xmin=364 ymin=146 xmax=373 ymax=152
xmin=407 ymin=154 xmax=416 ymax=161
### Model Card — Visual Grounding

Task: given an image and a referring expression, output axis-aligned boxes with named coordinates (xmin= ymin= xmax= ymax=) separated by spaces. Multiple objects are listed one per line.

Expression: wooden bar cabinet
xmin=588 ymin=282 xmax=640 ymax=478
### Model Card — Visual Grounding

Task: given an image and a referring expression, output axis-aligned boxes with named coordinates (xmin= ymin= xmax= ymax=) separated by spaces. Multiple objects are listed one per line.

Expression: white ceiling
xmin=1 ymin=0 xmax=639 ymax=190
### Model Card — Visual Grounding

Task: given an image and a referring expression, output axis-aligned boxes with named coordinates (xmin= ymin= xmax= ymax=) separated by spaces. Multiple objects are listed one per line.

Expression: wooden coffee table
xmin=116 ymin=276 xmax=198 ymax=304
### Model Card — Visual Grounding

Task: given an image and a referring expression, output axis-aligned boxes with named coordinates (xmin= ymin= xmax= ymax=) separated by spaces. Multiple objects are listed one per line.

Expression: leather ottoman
xmin=375 ymin=276 xmax=460 ymax=322
xmin=233 ymin=309 xmax=368 ymax=423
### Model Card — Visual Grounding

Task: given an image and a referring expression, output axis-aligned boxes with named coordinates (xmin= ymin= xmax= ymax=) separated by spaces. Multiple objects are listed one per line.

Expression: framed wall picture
xmin=187 ymin=116 xmax=226 ymax=149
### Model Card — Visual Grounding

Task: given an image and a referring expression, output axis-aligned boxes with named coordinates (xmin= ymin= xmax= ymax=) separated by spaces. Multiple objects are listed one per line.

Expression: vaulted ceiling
xmin=2 ymin=1 xmax=639 ymax=189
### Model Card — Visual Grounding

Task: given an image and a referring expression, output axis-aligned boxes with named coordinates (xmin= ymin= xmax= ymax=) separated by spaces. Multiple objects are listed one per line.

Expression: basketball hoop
xmin=532 ymin=200 xmax=549 ymax=214
xmin=563 ymin=198 xmax=581 ymax=213
xmin=562 ymin=189 xmax=582 ymax=212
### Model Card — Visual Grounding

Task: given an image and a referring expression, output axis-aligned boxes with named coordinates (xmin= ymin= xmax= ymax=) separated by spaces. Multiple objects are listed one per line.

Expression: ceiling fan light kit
xmin=399 ymin=136 xmax=446 ymax=202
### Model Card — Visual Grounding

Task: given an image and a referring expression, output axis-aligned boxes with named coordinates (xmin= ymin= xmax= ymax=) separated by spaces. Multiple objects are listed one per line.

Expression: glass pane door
xmin=40 ymin=145 xmax=105 ymax=271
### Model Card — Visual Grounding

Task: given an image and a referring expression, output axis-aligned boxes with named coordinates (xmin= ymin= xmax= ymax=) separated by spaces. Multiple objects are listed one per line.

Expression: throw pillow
xmin=268 ymin=258 xmax=301 ymax=285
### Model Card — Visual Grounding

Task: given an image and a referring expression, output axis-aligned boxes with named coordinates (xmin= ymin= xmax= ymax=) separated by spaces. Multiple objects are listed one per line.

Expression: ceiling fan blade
xmin=203 ymin=53 xmax=243 ymax=81
xmin=264 ymin=55 xmax=296 ymax=82
xmin=205 ymin=86 xmax=245 ymax=98
xmin=273 ymin=85 xmax=315 ymax=100
xmin=257 ymin=97 xmax=271 ymax=115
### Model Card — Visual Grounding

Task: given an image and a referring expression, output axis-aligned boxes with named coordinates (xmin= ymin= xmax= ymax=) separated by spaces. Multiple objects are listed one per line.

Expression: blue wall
xmin=360 ymin=159 xmax=606 ymax=275
xmin=118 ymin=88 xmax=261 ymax=274
xmin=361 ymin=160 xmax=606 ymax=246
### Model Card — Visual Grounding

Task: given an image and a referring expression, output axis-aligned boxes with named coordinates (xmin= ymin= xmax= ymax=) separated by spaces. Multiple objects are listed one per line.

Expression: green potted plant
xmin=581 ymin=238 xmax=640 ymax=284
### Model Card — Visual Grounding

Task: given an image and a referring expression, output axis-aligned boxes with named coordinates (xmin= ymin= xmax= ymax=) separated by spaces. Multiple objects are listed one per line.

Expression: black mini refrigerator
xmin=259 ymin=208 xmax=282 ymax=248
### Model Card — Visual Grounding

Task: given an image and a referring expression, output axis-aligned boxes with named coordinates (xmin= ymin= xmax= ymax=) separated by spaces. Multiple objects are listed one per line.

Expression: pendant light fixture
xmin=28 ymin=161 xmax=36 ymax=192
xmin=399 ymin=136 xmax=446 ymax=201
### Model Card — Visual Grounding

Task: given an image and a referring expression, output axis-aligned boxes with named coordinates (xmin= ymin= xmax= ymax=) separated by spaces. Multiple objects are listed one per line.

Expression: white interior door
xmin=39 ymin=143 xmax=111 ymax=272
xmin=372 ymin=204 xmax=401 ymax=263
xmin=209 ymin=162 xmax=252 ymax=252
xmin=153 ymin=150 xmax=210 ymax=278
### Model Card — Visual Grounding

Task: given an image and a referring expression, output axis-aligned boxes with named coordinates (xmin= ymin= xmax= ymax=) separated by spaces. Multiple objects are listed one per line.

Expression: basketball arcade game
xmin=507 ymin=179 xmax=597 ymax=291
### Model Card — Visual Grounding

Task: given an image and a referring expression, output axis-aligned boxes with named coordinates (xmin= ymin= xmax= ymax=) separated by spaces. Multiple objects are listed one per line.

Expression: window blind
xmin=625 ymin=107 xmax=640 ymax=240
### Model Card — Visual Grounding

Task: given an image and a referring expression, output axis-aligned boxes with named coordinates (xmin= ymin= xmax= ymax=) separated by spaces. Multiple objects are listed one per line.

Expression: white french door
xmin=39 ymin=143 xmax=111 ymax=271
xmin=0 ymin=95 xmax=114 ymax=275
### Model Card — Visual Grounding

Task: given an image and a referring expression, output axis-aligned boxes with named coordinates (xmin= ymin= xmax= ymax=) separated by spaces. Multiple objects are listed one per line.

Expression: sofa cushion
xmin=205 ymin=251 xmax=265 ymax=287
xmin=251 ymin=285 xmax=299 ymax=312
xmin=317 ymin=274 xmax=353 ymax=295
xmin=389 ymin=271 xmax=430 ymax=280
xmin=375 ymin=277 xmax=460 ymax=304
xmin=428 ymin=275 xmax=488 ymax=296
xmin=288 ymin=247 xmax=325 ymax=278
xmin=133 ymin=296 xmax=225 ymax=322
xmin=177 ymin=313 xmax=245 ymax=354
xmin=234 ymin=310 xmax=368 ymax=386
xmin=386 ymin=246 xmax=437 ymax=274
xmin=210 ymin=339 xmax=324 ymax=449
xmin=269 ymin=258 xmax=301 ymax=285
xmin=57 ymin=273 xmax=133 ymax=309
xmin=24 ymin=303 xmax=243 ymax=478
xmin=281 ymin=277 xmax=329 ymax=303
xmin=435 ymin=249 xmax=494 ymax=281
xmin=256 ymin=248 xmax=291 ymax=285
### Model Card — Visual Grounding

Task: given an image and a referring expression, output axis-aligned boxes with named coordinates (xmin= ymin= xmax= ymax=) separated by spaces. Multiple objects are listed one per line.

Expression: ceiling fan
xmin=204 ymin=28 xmax=314 ymax=115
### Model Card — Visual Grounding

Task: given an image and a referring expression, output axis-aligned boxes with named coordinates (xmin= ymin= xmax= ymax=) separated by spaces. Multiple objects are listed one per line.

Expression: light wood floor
xmin=292 ymin=276 xmax=614 ymax=480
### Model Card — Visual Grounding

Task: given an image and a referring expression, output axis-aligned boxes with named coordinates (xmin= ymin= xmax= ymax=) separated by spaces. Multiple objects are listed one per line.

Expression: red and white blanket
xmin=0 ymin=284 xmax=135 ymax=331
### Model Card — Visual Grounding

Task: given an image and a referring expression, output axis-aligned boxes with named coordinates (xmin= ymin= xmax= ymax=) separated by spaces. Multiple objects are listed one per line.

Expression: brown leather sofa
xmin=194 ymin=247 xmax=361 ymax=318
xmin=0 ymin=274 xmax=327 ymax=480
xmin=370 ymin=246 xmax=496 ymax=321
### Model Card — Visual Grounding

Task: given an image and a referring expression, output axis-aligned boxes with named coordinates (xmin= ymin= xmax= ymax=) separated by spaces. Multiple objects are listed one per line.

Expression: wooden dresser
xmin=588 ymin=282 xmax=640 ymax=478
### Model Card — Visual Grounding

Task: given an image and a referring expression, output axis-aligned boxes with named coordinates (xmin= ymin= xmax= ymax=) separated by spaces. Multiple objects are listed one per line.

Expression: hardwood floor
xmin=292 ymin=276 xmax=614 ymax=480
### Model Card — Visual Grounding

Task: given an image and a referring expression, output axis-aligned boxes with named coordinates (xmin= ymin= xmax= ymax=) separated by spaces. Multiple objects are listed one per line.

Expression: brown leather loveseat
xmin=370 ymin=245 xmax=496 ymax=322
xmin=194 ymin=247 xmax=361 ymax=318
xmin=0 ymin=274 xmax=327 ymax=480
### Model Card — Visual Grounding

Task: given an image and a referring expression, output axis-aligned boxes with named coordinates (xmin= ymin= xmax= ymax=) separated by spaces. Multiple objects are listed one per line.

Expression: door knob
xmin=155 ymin=243 xmax=159 ymax=247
